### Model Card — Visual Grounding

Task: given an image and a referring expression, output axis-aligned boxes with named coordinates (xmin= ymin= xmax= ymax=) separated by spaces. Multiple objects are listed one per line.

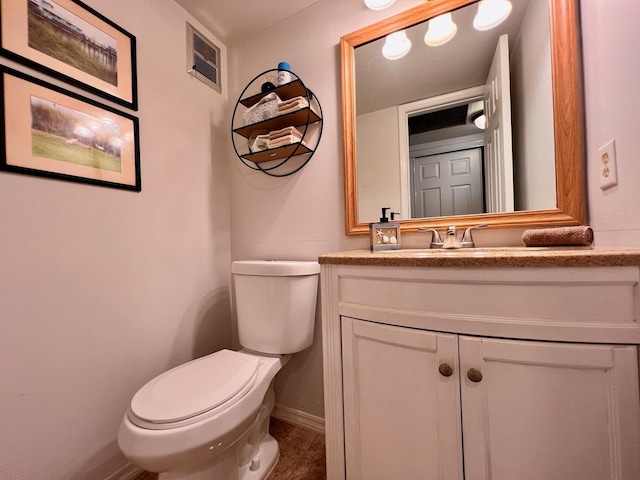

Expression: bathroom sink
xmin=375 ymin=246 xmax=589 ymax=257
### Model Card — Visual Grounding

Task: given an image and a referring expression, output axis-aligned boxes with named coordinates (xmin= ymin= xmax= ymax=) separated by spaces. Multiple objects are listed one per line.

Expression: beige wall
xmin=1 ymin=0 xmax=639 ymax=478
xmin=0 ymin=0 xmax=232 ymax=478
xmin=581 ymin=0 xmax=640 ymax=246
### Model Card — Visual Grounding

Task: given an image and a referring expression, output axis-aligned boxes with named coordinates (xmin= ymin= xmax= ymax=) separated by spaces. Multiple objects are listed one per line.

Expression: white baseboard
xmin=104 ymin=462 xmax=144 ymax=480
xmin=271 ymin=403 xmax=325 ymax=434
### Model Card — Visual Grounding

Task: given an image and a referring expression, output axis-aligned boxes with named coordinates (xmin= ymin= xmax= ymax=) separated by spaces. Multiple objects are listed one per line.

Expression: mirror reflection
xmin=356 ymin=0 xmax=556 ymax=224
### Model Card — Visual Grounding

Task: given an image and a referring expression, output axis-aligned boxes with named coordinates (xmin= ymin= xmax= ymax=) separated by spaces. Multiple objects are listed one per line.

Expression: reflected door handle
xmin=438 ymin=363 xmax=454 ymax=377
xmin=467 ymin=368 xmax=483 ymax=383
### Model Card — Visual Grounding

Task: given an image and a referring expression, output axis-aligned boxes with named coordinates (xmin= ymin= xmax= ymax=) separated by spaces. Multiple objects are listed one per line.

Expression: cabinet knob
xmin=467 ymin=368 xmax=483 ymax=383
xmin=438 ymin=363 xmax=454 ymax=377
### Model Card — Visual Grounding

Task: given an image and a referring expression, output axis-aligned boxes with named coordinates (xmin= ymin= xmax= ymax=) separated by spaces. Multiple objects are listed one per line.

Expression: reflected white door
xmin=411 ymin=148 xmax=484 ymax=218
xmin=484 ymin=34 xmax=514 ymax=213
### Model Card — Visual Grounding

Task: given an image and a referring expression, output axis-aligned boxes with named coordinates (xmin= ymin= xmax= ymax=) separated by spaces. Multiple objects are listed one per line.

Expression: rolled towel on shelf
xmin=521 ymin=226 xmax=594 ymax=247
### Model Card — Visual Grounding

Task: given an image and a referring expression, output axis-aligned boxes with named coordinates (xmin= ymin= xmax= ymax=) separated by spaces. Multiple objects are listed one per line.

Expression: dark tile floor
xmin=267 ymin=417 xmax=326 ymax=480
xmin=132 ymin=472 xmax=156 ymax=480
xmin=132 ymin=417 xmax=326 ymax=480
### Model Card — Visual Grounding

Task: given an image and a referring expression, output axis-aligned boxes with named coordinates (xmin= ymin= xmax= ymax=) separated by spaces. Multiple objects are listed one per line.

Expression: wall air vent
xmin=187 ymin=23 xmax=221 ymax=93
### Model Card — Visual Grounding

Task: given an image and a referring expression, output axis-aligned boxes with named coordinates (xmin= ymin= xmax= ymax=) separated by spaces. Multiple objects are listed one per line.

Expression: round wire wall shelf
xmin=231 ymin=69 xmax=323 ymax=177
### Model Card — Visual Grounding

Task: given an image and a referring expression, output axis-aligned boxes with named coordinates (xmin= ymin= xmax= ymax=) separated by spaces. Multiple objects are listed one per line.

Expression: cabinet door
xmin=459 ymin=336 xmax=640 ymax=480
xmin=341 ymin=317 xmax=463 ymax=480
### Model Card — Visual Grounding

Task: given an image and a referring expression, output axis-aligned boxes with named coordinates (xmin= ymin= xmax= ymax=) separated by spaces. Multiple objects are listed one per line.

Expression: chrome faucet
xmin=443 ymin=226 xmax=461 ymax=249
xmin=419 ymin=224 xmax=487 ymax=249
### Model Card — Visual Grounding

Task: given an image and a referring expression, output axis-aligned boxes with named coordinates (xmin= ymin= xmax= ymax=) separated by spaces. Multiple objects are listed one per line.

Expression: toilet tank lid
xmin=232 ymin=260 xmax=320 ymax=276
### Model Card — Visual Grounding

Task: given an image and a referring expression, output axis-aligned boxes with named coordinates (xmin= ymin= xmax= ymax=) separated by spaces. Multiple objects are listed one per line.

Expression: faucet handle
xmin=461 ymin=224 xmax=488 ymax=247
xmin=418 ymin=228 xmax=443 ymax=248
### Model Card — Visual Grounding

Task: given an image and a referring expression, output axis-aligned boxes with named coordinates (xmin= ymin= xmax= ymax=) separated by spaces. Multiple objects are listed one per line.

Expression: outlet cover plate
xmin=599 ymin=139 xmax=618 ymax=190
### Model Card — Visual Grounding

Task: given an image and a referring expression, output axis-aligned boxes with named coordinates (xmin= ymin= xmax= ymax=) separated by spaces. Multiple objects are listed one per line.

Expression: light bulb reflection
xmin=364 ymin=0 xmax=396 ymax=11
xmin=382 ymin=30 xmax=411 ymax=60
xmin=473 ymin=0 xmax=512 ymax=31
xmin=424 ymin=13 xmax=457 ymax=46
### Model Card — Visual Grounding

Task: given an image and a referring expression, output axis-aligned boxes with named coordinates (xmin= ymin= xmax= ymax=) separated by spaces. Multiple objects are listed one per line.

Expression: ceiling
xmin=174 ymin=0 xmax=323 ymax=44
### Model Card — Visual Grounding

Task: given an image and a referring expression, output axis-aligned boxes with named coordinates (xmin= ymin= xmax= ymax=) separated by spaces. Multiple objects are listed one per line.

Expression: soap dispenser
xmin=369 ymin=208 xmax=401 ymax=251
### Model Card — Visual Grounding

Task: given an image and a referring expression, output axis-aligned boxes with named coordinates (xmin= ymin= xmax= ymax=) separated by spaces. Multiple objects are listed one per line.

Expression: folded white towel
xmin=278 ymin=96 xmax=308 ymax=109
xmin=278 ymin=103 xmax=308 ymax=115
xmin=277 ymin=96 xmax=309 ymax=115
xmin=269 ymin=126 xmax=303 ymax=141
xmin=268 ymin=135 xmax=305 ymax=149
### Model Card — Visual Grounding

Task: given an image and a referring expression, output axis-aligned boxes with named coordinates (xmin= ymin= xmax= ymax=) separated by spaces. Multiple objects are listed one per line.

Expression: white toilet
xmin=117 ymin=260 xmax=320 ymax=480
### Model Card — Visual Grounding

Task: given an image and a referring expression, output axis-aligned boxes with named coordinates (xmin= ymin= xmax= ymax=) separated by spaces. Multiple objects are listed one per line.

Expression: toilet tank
xmin=232 ymin=260 xmax=320 ymax=354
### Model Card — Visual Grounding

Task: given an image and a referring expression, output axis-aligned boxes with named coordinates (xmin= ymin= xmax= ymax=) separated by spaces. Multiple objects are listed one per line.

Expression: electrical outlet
xmin=599 ymin=139 xmax=618 ymax=190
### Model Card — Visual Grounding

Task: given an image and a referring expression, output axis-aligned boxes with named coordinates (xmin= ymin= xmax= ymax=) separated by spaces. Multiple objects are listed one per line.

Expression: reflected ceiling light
xmin=364 ymin=0 xmax=396 ymax=11
xmin=382 ymin=30 xmax=411 ymax=60
xmin=473 ymin=0 xmax=512 ymax=31
xmin=472 ymin=112 xmax=487 ymax=130
xmin=424 ymin=13 xmax=457 ymax=46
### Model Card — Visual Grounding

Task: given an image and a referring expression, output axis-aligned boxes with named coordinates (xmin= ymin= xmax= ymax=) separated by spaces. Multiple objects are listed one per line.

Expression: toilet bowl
xmin=119 ymin=349 xmax=288 ymax=479
xmin=118 ymin=260 xmax=320 ymax=480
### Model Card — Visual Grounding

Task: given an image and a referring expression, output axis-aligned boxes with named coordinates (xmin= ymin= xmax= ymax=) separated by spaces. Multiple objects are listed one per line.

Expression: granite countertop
xmin=318 ymin=247 xmax=640 ymax=268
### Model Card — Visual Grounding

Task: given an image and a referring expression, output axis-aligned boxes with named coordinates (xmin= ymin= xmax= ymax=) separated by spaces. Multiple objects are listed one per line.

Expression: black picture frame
xmin=0 ymin=0 xmax=138 ymax=110
xmin=0 ymin=65 xmax=141 ymax=191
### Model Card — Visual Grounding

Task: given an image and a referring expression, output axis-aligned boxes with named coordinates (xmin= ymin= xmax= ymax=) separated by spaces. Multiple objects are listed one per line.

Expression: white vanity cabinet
xmin=341 ymin=319 xmax=463 ymax=479
xmin=321 ymin=262 xmax=640 ymax=480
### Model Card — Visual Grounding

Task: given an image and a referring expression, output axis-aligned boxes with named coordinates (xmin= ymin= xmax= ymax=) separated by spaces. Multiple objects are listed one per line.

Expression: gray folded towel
xmin=521 ymin=226 xmax=593 ymax=247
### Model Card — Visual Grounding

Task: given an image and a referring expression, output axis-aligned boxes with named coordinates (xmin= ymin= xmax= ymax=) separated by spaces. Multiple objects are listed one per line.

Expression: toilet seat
xmin=128 ymin=349 xmax=260 ymax=430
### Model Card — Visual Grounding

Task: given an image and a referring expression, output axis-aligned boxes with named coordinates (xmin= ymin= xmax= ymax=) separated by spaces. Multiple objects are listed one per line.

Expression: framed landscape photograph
xmin=0 ymin=0 xmax=138 ymax=110
xmin=0 ymin=65 xmax=141 ymax=191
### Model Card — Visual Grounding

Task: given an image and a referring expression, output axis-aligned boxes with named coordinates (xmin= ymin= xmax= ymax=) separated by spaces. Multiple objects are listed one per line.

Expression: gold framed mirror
xmin=342 ymin=0 xmax=584 ymax=235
